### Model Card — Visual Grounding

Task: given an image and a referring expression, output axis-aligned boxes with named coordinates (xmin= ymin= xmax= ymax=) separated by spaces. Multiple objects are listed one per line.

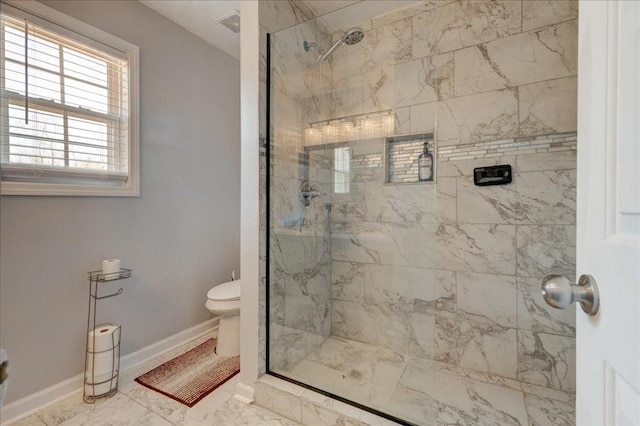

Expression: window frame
xmin=0 ymin=0 xmax=140 ymax=197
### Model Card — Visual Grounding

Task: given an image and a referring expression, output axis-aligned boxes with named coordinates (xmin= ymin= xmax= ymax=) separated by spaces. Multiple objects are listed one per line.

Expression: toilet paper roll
xmin=85 ymin=371 xmax=118 ymax=396
xmin=102 ymin=259 xmax=121 ymax=275
xmin=87 ymin=325 xmax=120 ymax=353
xmin=86 ymin=350 xmax=119 ymax=377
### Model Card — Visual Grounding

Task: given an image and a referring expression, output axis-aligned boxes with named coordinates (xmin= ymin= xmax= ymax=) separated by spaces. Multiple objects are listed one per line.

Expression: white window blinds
xmin=0 ymin=5 xmax=130 ymax=186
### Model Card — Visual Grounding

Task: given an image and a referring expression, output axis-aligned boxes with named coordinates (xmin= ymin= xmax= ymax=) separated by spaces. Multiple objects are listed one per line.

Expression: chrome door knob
xmin=541 ymin=274 xmax=600 ymax=316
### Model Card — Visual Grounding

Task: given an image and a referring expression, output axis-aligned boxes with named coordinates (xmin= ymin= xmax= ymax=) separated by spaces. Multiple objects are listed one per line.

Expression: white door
xmin=576 ymin=0 xmax=640 ymax=424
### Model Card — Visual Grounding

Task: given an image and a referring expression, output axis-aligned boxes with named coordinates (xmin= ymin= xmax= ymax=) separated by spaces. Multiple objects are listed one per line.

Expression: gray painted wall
xmin=0 ymin=0 xmax=240 ymax=403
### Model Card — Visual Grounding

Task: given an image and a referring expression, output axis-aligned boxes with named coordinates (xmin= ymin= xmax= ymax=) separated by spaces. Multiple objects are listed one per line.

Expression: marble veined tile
xmin=518 ymin=277 xmax=575 ymax=337
xmin=519 ymin=77 xmax=578 ymax=137
xmin=363 ymin=67 xmax=394 ymax=114
xmin=454 ymin=46 xmax=509 ymax=97
xmin=435 ymin=361 xmax=523 ymax=393
xmin=364 ymin=180 xmax=434 ymax=224
xmin=518 ymin=330 xmax=576 ymax=392
xmin=394 ymin=106 xmax=411 ymax=134
xmin=306 ymin=336 xmax=408 ymax=387
xmin=385 ymin=384 xmax=438 ymax=426
xmin=437 ymin=89 xmax=518 ymax=147
xmin=394 ymin=58 xmax=438 ymax=108
xmin=457 ymin=175 xmax=516 ymax=224
xmin=409 ymin=101 xmax=436 ymax=134
xmin=372 ymin=0 xmax=455 ymax=30
xmin=332 ymin=298 xmax=413 ymax=351
xmin=434 ymin=224 xmax=516 ymax=275
xmin=434 ymin=367 xmax=528 ymax=426
xmin=259 ymin=0 xmax=313 ymax=34
xmin=10 ymin=415 xmax=47 ymax=426
xmin=56 ymin=394 xmax=151 ymax=426
xmin=362 ymin=18 xmax=413 ymax=72
xmin=438 ymin=156 xmax=516 ymax=178
xmin=413 ymin=0 xmax=521 ymax=58
xmin=332 ymin=222 xmax=437 ymax=268
xmin=516 ymin=169 xmax=577 ymax=225
xmin=456 ymin=272 xmax=517 ymax=327
xmin=204 ymin=395 xmax=302 ymax=426
xmin=271 ymin=231 xmax=328 ymax=279
xmin=408 ymin=310 xmax=437 ymax=359
xmin=332 ymin=18 xmax=412 ymax=80
xmin=332 ymin=74 xmax=364 ymax=119
xmin=456 ymin=317 xmax=518 ymax=379
xmin=255 ymin=380 xmax=303 ymax=422
xmin=462 ymin=20 xmax=577 ymax=95
xmin=154 ymin=383 xmax=233 ymax=425
xmin=269 ymin=323 xmax=323 ymax=370
xmin=522 ymin=0 xmax=579 ymax=32
xmin=284 ymin=265 xmax=331 ymax=336
xmin=120 ymin=380 xmax=186 ymax=420
xmin=516 ymin=225 xmax=576 ymax=280
xmin=35 ymin=392 xmax=107 ymax=425
xmin=301 ymin=399 xmax=370 ymax=426
xmin=270 ymin=277 xmax=285 ymax=325
xmin=357 ymin=175 xmax=456 ymax=226
xmin=435 ymin=312 xmax=518 ymax=379
xmin=524 ymin=393 xmax=576 ymax=426
xmin=516 ymin=150 xmax=576 ymax=173
xmin=364 ymin=264 xmax=453 ymax=309
xmin=332 ymin=261 xmax=365 ymax=303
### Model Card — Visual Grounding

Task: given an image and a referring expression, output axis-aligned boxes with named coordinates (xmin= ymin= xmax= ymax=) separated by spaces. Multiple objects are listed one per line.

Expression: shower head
xmin=320 ymin=27 xmax=364 ymax=61
xmin=344 ymin=27 xmax=365 ymax=45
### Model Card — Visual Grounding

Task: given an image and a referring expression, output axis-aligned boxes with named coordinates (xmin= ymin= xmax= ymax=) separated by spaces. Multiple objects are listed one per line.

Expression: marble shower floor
xmin=275 ymin=336 xmax=576 ymax=426
xmin=9 ymin=332 xmax=299 ymax=426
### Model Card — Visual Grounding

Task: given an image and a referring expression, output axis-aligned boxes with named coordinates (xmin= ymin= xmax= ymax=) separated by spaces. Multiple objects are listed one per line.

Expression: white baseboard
xmin=233 ymin=382 xmax=255 ymax=404
xmin=1 ymin=317 xmax=219 ymax=424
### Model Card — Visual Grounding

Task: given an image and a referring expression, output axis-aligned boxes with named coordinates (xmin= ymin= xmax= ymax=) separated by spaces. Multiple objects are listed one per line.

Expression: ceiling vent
xmin=215 ymin=9 xmax=240 ymax=34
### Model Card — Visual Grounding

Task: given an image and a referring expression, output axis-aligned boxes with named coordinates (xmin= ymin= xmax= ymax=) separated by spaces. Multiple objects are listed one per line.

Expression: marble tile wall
xmin=322 ymin=0 xmax=579 ymax=396
xmin=262 ymin=0 xmax=578 ymax=410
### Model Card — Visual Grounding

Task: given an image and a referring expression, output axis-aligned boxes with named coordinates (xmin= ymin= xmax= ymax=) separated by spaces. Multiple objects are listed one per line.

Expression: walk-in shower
xmin=266 ymin=1 xmax=578 ymax=425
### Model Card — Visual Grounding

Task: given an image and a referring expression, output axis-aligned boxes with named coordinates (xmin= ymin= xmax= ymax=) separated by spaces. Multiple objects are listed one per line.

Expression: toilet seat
xmin=207 ymin=280 xmax=240 ymax=301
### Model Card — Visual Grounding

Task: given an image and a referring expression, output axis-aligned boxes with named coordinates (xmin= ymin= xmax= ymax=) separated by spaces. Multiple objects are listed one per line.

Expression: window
xmin=334 ymin=146 xmax=350 ymax=194
xmin=0 ymin=0 xmax=139 ymax=196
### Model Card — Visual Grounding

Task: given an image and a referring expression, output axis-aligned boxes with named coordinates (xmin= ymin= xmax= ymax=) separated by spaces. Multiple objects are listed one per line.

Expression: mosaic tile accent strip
xmin=351 ymin=153 xmax=383 ymax=169
xmin=437 ymin=132 xmax=576 ymax=162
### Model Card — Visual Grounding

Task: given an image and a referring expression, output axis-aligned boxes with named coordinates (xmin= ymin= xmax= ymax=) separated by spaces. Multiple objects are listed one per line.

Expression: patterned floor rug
xmin=135 ymin=338 xmax=240 ymax=407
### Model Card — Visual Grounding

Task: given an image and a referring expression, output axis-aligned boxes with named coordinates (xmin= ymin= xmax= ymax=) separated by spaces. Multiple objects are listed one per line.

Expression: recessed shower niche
xmin=384 ymin=133 xmax=436 ymax=184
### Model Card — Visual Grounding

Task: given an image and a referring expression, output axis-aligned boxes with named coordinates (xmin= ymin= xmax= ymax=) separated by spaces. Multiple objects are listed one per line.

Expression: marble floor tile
xmin=15 ymin=333 xmax=576 ymax=426
xmin=8 ymin=415 xmax=47 ymax=426
xmin=35 ymin=392 xmax=105 ymax=425
xmin=275 ymin=335 xmax=574 ymax=426
xmin=56 ymin=393 xmax=150 ymax=426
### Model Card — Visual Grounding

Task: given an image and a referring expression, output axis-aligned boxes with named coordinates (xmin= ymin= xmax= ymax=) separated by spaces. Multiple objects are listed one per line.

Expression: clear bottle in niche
xmin=418 ymin=142 xmax=433 ymax=182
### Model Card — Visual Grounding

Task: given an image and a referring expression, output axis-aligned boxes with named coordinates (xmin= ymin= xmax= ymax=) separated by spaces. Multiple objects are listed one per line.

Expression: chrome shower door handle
xmin=541 ymin=274 xmax=600 ymax=316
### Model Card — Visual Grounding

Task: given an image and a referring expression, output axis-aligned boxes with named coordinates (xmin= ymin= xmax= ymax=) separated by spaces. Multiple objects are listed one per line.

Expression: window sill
xmin=1 ymin=180 xmax=140 ymax=197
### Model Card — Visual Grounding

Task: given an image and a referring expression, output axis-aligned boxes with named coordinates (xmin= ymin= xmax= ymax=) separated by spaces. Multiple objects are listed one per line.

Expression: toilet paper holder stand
xmin=83 ymin=268 xmax=132 ymax=403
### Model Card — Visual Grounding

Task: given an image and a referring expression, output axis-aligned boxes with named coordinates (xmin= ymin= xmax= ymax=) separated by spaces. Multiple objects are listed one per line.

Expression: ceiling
xmin=140 ymin=0 xmax=241 ymax=60
xmin=139 ymin=1 xmax=423 ymax=60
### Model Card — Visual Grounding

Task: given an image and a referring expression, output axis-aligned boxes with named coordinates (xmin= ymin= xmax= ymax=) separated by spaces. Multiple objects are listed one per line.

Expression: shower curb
xmin=254 ymin=375 xmax=400 ymax=425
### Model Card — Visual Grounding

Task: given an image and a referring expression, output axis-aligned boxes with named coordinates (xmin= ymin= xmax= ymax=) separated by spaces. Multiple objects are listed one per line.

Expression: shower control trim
xmin=299 ymin=180 xmax=322 ymax=207
xmin=474 ymin=165 xmax=512 ymax=186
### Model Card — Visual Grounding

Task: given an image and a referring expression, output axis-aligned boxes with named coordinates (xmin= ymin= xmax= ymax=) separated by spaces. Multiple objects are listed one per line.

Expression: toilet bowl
xmin=206 ymin=280 xmax=240 ymax=357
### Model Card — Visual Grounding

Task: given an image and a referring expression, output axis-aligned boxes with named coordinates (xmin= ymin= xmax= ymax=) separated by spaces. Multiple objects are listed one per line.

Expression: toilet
xmin=205 ymin=280 xmax=240 ymax=357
